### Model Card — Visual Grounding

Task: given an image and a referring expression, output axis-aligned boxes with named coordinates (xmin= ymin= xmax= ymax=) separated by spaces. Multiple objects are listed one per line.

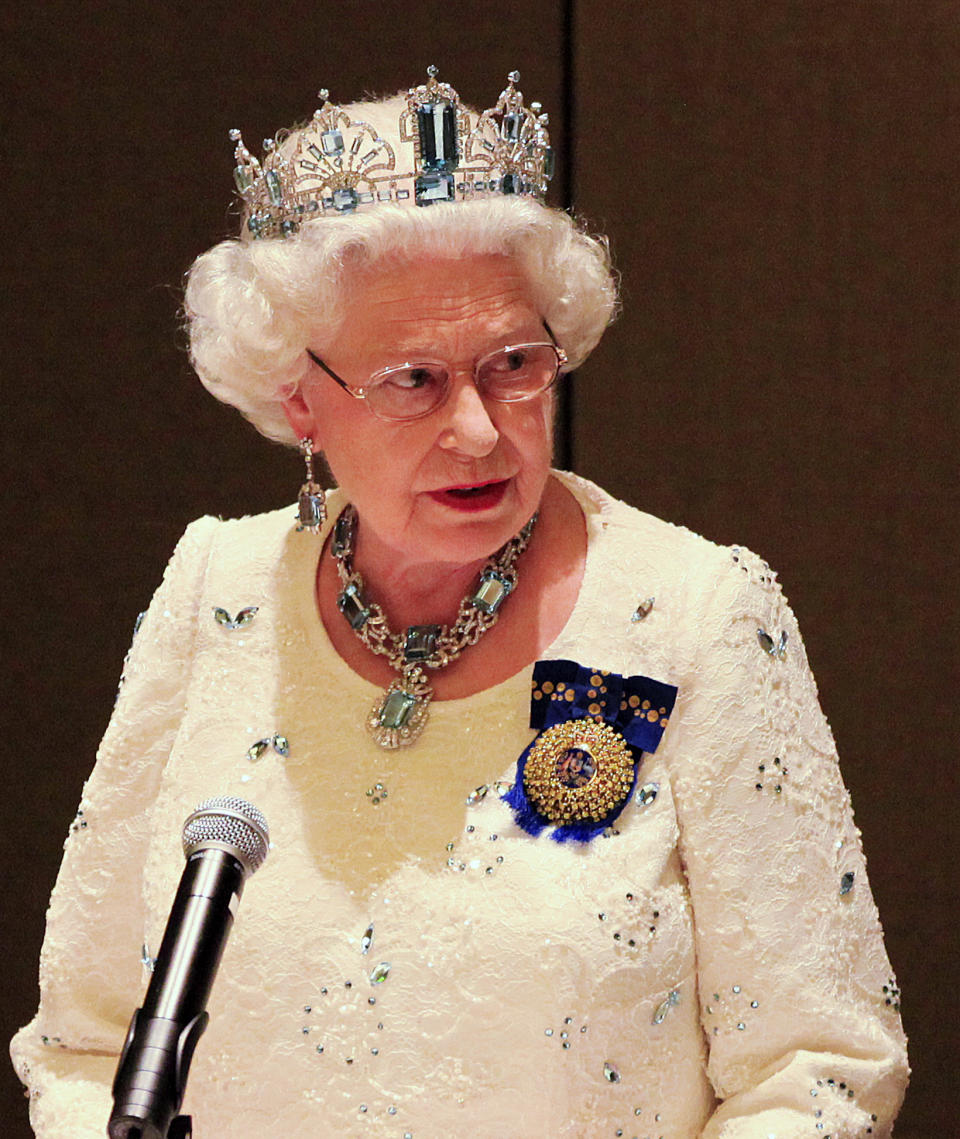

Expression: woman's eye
xmin=391 ymin=368 xmax=436 ymax=390
xmin=489 ymin=349 xmax=529 ymax=375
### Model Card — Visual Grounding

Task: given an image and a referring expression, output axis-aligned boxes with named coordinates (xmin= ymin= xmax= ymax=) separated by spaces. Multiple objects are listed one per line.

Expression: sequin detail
xmin=366 ymin=782 xmax=388 ymax=805
xmin=755 ymin=755 xmax=788 ymax=795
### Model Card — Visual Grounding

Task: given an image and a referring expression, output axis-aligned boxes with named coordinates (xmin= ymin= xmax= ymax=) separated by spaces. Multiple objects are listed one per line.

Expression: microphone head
xmin=182 ymin=796 xmax=270 ymax=875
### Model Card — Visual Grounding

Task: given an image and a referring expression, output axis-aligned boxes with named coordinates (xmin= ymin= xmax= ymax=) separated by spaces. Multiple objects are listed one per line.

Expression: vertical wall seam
xmin=557 ymin=0 xmax=577 ymax=470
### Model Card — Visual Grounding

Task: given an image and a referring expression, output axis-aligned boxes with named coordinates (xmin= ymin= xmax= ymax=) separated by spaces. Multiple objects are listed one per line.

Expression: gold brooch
xmin=522 ymin=718 xmax=635 ymax=826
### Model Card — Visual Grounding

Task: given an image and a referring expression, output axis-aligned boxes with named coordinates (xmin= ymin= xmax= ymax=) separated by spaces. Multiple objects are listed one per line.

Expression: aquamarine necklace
xmin=330 ymin=505 xmax=537 ymax=748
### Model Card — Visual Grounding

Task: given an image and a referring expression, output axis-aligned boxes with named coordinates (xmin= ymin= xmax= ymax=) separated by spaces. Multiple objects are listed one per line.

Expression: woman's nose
xmin=436 ymin=375 xmax=499 ymax=457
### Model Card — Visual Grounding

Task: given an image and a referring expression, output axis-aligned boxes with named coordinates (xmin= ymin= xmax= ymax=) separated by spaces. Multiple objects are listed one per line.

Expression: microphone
xmin=108 ymin=797 xmax=270 ymax=1139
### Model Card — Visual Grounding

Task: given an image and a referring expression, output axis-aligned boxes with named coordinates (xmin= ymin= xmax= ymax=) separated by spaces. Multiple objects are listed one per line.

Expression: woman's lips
xmin=426 ymin=479 xmax=510 ymax=512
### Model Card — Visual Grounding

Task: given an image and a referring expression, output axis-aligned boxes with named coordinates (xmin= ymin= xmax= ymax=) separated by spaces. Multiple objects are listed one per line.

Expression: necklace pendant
xmin=367 ymin=672 xmax=433 ymax=749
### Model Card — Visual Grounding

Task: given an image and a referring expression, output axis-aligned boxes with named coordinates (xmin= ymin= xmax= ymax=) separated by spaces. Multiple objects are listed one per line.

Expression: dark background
xmin=3 ymin=2 xmax=956 ymax=1135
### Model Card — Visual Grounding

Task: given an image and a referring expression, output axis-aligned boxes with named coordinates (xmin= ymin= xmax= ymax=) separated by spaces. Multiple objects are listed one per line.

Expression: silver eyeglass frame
xmin=305 ymin=322 xmax=569 ymax=422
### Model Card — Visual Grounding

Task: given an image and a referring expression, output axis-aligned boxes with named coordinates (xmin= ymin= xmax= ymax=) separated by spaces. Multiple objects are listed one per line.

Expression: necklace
xmin=331 ymin=505 xmax=538 ymax=749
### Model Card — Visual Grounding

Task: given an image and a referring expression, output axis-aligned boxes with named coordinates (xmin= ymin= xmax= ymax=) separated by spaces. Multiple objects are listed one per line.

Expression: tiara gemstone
xmin=321 ymin=130 xmax=344 ymax=156
xmin=264 ymin=170 xmax=283 ymax=206
xmin=502 ymin=112 xmax=522 ymax=141
xmin=415 ymin=172 xmax=455 ymax=206
xmin=417 ymin=102 xmax=458 ymax=172
xmin=332 ymin=187 xmax=359 ymax=212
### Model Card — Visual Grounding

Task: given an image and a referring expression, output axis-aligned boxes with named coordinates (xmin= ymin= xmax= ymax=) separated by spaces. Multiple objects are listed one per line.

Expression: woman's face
xmin=283 ymin=254 xmax=555 ymax=569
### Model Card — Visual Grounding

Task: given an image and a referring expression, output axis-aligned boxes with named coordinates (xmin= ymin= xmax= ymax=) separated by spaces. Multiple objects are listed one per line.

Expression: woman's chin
xmin=413 ymin=480 xmax=536 ymax=563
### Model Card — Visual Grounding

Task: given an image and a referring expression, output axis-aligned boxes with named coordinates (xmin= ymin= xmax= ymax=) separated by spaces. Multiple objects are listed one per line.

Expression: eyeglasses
xmin=305 ymin=325 xmax=568 ymax=422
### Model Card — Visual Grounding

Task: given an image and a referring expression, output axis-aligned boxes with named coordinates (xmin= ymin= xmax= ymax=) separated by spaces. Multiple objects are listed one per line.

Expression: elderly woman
xmin=12 ymin=71 xmax=907 ymax=1138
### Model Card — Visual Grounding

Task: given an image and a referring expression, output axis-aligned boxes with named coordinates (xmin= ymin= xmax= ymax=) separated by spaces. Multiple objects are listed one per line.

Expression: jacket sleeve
xmin=670 ymin=545 xmax=908 ymax=1138
xmin=10 ymin=516 xmax=219 ymax=1139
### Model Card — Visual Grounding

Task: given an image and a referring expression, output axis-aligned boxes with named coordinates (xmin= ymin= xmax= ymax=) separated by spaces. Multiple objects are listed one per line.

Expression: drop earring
xmin=296 ymin=437 xmax=326 ymax=532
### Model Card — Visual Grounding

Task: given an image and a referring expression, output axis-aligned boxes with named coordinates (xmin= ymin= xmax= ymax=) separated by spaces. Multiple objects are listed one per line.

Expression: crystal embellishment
xmin=636 ymin=781 xmax=660 ymax=807
xmin=366 ymin=782 xmax=388 ymax=805
xmin=757 ymin=628 xmax=788 ymax=659
xmin=840 ymin=871 xmax=856 ymax=895
xmin=652 ymin=988 xmax=681 ymax=1024
xmin=603 ymin=1061 xmax=621 ymax=1083
xmin=331 ymin=511 xmax=353 ymax=558
xmin=213 ymin=605 xmax=259 ymax=630
xmin=631 ymin=596 xmax=655 ymax=622
xmin=369 ymin=962 xmax=391 ymax=984
xmin=245 ymin=733 xmax=289 ymax=762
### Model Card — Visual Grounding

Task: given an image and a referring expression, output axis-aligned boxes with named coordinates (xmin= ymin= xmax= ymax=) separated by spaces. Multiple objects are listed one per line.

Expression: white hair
xmin=184 ymin=95 xmax=618 ymax=445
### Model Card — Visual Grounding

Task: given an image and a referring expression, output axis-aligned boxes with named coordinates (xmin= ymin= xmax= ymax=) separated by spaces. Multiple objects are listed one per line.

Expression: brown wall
xmin=3 ymin=2 xmax=955 ymax=1134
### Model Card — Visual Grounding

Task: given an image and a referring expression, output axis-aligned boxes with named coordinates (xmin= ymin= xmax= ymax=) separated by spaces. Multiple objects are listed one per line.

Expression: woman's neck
xmin=315 ymin=474 xmax=588 ymax=699
xmin=350 ymin=541 xmax=490 ymax=630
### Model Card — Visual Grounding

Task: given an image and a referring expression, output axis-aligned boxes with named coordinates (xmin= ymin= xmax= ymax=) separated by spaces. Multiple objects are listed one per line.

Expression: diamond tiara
xmin=229 ymin=67 xmax=554 ymax=240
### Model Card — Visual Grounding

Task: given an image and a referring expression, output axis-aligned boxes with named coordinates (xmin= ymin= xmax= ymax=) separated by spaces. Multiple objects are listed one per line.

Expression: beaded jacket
xmin=11 ymin=472 xmax=908 ymax=1137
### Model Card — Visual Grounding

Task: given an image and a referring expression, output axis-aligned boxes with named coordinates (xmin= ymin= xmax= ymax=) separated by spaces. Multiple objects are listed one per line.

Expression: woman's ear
xmin=280 ymin=386 xmax=316 ymax=442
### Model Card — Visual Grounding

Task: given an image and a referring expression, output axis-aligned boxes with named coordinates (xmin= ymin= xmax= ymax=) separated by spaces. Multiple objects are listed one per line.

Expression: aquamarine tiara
xmin=229 ymin=67 xmax=554 ymax=240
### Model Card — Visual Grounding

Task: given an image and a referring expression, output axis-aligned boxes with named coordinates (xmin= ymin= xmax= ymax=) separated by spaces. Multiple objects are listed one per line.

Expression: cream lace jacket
xmin=11 ymin=473 xmax=908 ymax=1138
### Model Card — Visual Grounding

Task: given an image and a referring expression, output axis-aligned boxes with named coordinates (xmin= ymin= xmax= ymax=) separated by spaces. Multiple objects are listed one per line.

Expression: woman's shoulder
xmin=555 ymin=469 xmax=789 ymax=647
xmin=158 ymin=501 xmax=319 ymax=607
xmin=555 ymin=469 xmax=737 ymax=580
xmin=171 ymin=499 xmax=326 ymax=563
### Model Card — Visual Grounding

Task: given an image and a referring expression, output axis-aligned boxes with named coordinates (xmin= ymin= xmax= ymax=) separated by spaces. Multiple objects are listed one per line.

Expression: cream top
xmin=11 ymin=473 xmax=908 ymax=1138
